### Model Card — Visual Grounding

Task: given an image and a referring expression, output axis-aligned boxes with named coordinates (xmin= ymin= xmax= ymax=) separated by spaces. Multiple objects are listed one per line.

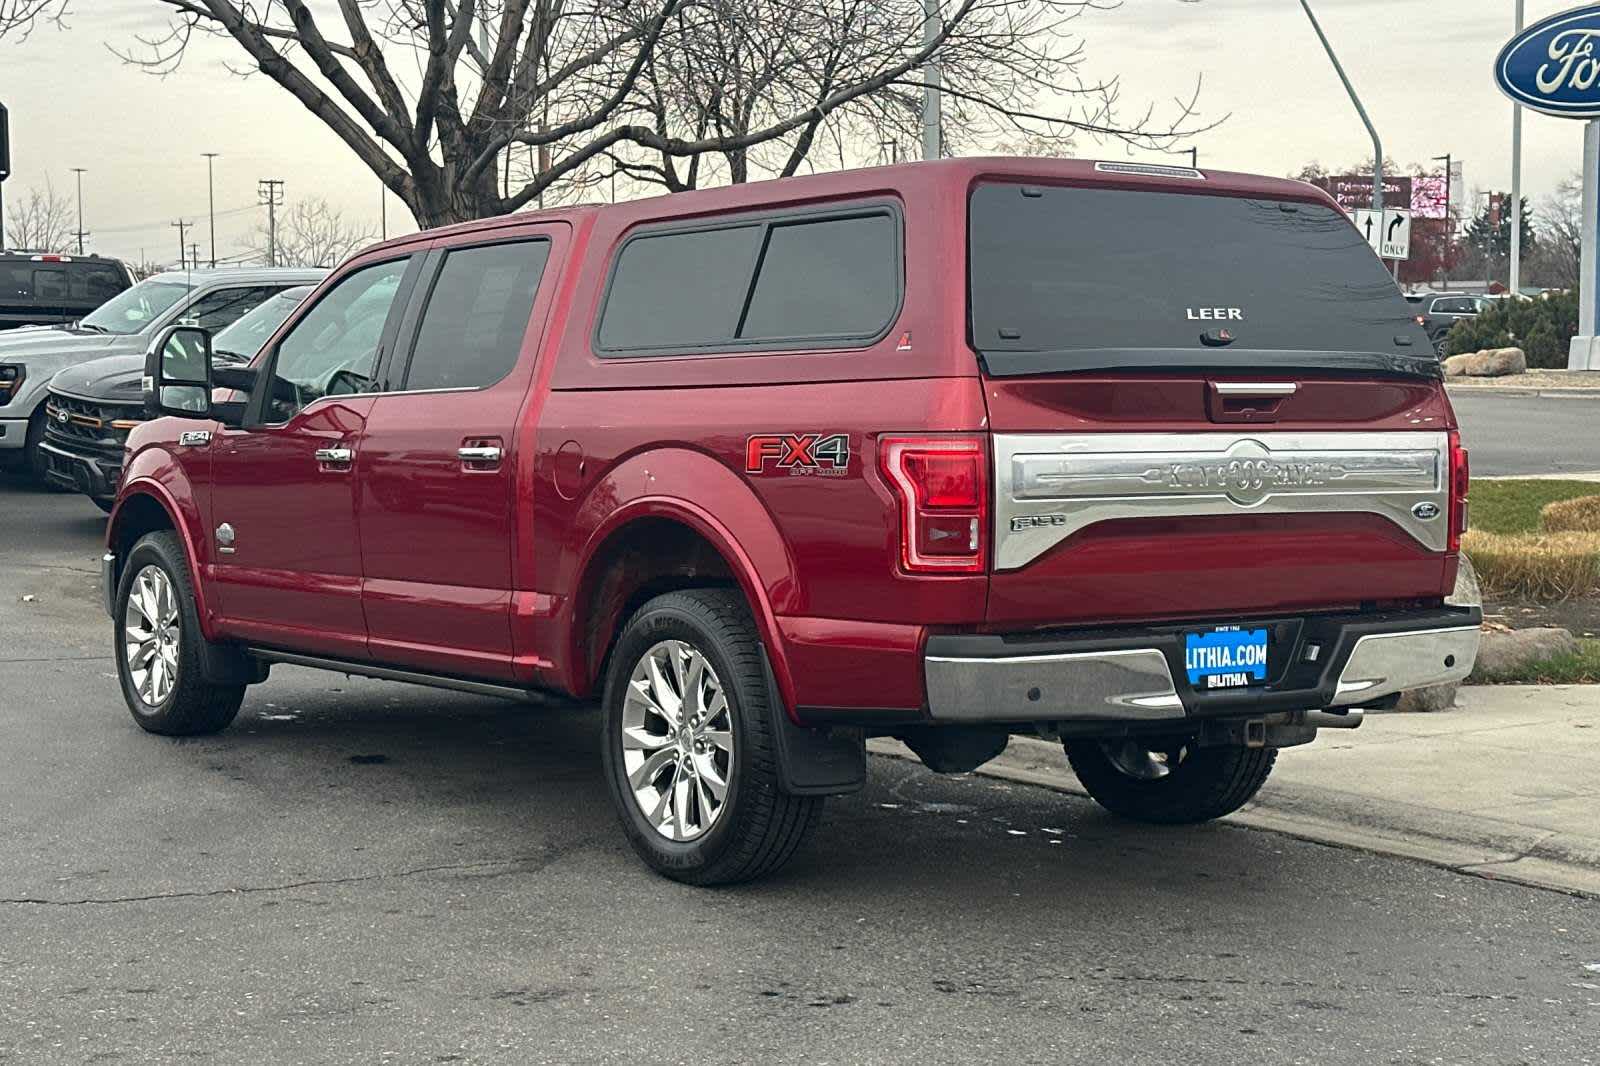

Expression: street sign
xmin=1495 ymin=4 xmax=1600 ymax=119
xmin=1352 ymin=208 xmax=1412 ymax=260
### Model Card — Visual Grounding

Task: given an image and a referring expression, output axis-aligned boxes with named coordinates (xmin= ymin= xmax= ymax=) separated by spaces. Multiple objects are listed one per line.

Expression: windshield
xmin=967 ymin=182 xmax=1436 ymax=377
xmin=79 ymin=279 xmax=192 ymax=336
xmin=212 ymin=288 xmax=308 ymax=361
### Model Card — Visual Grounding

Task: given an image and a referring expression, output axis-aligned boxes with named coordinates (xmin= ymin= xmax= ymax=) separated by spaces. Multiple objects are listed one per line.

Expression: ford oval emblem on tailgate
xmin=1412 ymin=502 xmax=1442 ymax=520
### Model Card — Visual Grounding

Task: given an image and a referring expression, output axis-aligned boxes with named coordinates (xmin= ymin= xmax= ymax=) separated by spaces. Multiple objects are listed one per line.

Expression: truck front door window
xmin=263 ymin=261 xmax=407 ymax=422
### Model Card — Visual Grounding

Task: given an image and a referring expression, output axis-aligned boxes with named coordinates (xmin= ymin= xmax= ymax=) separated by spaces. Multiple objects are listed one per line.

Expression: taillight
xmin=1448 ymin=430 xmax=1469 ymax=552
xmin=1414 ymin=314 xmax=1428 ymax=327
xmin=879 ymin=435 xmax=988 ymax=573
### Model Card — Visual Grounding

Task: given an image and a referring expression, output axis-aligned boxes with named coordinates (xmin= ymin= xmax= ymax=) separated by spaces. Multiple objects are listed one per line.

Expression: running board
xmin=246 ymin=648 xmax=539 ymax=703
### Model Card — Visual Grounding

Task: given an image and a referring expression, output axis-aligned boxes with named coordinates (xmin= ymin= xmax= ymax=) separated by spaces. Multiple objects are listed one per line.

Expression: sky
xmin=0 ymin=0 xmax=1586 ymax=265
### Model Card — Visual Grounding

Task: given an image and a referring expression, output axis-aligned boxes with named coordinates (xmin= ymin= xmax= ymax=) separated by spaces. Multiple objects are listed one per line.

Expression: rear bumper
xmin=923 ymin=605 xmax=1481 ymax=725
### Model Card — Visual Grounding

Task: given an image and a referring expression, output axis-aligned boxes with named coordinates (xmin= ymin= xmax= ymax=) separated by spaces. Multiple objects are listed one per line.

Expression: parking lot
xmin=2 ymin=474 xmax=1596 ymax=1064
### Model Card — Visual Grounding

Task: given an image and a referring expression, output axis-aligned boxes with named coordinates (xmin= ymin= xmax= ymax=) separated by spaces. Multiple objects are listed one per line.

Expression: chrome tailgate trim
xmin=993 ymin=430 xmax=1450 ymax=570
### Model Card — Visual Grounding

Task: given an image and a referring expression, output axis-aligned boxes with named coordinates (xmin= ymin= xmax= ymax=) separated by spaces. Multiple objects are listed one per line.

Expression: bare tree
xmin=0 ymin=0 xmax=1216 ymax=228
xmin=3 ymin=180 xmax=74 ymax=252
xmin=1530 ymin=174 xmax=1580 ymax=290
xmin=605 ymin=0 xmax=1215 ymax=192
xmin=0 ymin=0 xmax=66 ymax=40
xmin=247 ymin=197 xmax=374 ymax=267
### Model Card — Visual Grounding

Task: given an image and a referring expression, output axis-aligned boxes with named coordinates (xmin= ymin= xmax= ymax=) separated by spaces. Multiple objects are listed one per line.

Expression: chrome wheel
xmin=123 ymin=564 xmax=180 ymax=708
xmin=621 ymin=639 xmax=734 ymax=842
xmin=1102 ymin=738 xmax=1190 ymax=781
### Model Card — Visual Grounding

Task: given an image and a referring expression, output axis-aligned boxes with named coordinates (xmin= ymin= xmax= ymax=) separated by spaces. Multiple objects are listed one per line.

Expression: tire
xmin=114 ymin=530 xmax=245 ymax=736
xmin=92 ymin=496 xmax=115 ymax=514
xmin=600 ymin=588 xmax=822 ymax=885
xmin=1064 ymin=736 xmax=1275 ymax=825
xmin=22 ymin=407 xmax=66 ymax=489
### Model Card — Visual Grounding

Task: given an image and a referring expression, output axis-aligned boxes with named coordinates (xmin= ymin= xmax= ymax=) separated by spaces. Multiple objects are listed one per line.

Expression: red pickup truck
xmin=105 ymin=158 xmax=1480 ymax=884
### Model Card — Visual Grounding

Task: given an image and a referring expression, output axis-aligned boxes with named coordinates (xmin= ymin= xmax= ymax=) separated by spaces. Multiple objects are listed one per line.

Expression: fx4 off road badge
xmin=745 ymin=433 xmax=850 ymax=478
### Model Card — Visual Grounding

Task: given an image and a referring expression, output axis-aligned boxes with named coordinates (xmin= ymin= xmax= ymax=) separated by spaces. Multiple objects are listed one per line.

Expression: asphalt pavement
xmin=2 ymin=475 xmax=1598 ymax=1065
xmin=1451 ymin=392 xmax=1600 ymax=477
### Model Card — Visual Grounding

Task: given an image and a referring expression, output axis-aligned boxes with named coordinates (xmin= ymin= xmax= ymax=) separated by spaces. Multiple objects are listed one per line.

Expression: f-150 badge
xmin=745 ymin=433 xmax=850 ymax=477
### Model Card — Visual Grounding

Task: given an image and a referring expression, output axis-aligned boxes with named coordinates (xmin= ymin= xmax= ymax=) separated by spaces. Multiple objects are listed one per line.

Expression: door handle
xmin=315 ymin=446 xmax=355 ymax=465
xmin=458 ymin=445 xmax=503 ymax=463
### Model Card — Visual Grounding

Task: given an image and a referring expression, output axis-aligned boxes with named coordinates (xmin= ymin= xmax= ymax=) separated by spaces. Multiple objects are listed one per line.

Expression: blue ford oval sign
xmin=1496 ymin=4 xmax=1600 ymax=118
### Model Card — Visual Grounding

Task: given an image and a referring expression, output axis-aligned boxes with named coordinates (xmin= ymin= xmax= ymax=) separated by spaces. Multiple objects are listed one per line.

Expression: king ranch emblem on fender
xmin=745 ymin=433 xmax=850 ymax=477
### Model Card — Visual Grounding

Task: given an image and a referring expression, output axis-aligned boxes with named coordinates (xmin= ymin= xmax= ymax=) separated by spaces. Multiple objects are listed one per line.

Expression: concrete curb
xmin=1446 ymin=386 xmax=1600 ymax=399
xmin=867 ymin=734 xmax=1600 ymax=900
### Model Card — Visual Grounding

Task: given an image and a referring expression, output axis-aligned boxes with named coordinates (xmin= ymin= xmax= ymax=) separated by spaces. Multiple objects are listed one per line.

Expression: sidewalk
xmin=869 ymin=684 xmax=1600 ymax=897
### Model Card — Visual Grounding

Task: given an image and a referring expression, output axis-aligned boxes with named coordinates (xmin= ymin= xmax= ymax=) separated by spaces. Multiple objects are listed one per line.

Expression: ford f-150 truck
xmin=103 ymin=158 xmax=1480 ymax=885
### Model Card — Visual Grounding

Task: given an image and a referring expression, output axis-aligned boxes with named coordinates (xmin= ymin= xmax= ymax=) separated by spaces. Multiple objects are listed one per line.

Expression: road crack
xmin=1 ymin=846 xmax=584 ymax=907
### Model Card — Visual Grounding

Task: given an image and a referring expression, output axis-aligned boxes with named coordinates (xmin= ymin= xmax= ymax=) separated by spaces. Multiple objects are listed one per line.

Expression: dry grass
xmin=1541 ymin=495 xmax=1600 ymax=533
xmin=1463 ymin=530 xmax=1600 ymax=601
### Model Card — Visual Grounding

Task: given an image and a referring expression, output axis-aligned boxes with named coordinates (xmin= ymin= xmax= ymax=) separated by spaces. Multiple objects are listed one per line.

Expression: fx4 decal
xmin=745 ymin=433 xmax=851 ymax=478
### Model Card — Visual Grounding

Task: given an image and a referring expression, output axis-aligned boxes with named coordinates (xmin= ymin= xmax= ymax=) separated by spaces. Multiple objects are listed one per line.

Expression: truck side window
xmin=402 ymin=240 xmax=550 ymax=391
xmin=262 ymin=260 xmax=407 ymax=422
xmin=181 ymin=285 xmax=285 ymax=332
xmin=740 ymin=215 xmax=898 ymax=341
xmin=595 ymin=208 xmax=900 ymax=356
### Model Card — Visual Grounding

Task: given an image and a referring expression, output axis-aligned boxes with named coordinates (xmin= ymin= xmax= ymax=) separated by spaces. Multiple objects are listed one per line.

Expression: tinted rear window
xmin=0 ymin=260 xmax=127 ymax=305
xmin=596 ymin=209 xmax=900 ymax=355
xmin=968 ymin=182 xmax=1433 ymax=376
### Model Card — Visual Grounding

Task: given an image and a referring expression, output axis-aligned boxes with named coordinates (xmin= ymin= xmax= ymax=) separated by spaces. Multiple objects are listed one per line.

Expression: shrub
xmin=1462 ymin=530 xmax=1600 ymax=601
xmin=1443 ymin=289 xmax=1578 ymax=368
xmin=1541 ymin=495 xmax=1600 ymax=533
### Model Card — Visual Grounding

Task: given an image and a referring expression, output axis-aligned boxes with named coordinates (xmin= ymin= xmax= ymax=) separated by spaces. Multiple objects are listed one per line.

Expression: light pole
xmin=202 ymin=152 xmax=219 ymax=268
xmin=1432 ymin=154 xmax=1454 ymax=289
xmin=1299 ymin=0 xmax=1383 ymax=216
xmin=921 ymin=0 xmax=942 ymax=161
xmin=70 ymin=167 xmax=86 ymax=254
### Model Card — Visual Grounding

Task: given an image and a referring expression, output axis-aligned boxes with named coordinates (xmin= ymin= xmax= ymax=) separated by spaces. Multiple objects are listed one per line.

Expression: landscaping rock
xmin=1442 ymin=347 xmax=1527 ymax=377
xmin=1469 ymin=626 xmax=1580 ymax=681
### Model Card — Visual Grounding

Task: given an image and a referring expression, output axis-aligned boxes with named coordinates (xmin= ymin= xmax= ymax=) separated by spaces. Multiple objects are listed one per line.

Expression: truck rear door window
xmin=967 ymin=182 xmax=1435 ymax=377
xmin=596 ymin=208 xmax=901 ymax=356
xmin=403 ymin=240 xmax=550 ymax=391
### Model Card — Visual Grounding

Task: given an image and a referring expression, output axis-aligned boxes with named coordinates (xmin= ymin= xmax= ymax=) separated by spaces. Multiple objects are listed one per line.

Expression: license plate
xmin=1184 ymin=626 xmax=1269 ymax=690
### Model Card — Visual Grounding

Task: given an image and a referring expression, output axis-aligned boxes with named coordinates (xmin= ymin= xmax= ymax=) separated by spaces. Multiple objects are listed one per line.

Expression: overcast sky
xmin=0 ymin=0 xmax=1585 ymax=264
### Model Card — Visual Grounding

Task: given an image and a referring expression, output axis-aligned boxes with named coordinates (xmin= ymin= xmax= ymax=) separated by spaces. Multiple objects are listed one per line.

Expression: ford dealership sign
xmin=1496 ymin=4 xmax=1600 ymax=118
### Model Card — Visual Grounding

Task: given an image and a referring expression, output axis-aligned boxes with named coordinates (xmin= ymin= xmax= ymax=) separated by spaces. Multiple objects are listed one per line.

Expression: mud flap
xmin=763 ymin=655 xmax=865 ymax=796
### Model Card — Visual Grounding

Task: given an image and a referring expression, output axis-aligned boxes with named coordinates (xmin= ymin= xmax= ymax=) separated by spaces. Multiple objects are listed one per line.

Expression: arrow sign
xmin=1379 ymin=208 xmax=1412 ymax=260
xmin=1388 ymin=215 xmax=1404 ymax=241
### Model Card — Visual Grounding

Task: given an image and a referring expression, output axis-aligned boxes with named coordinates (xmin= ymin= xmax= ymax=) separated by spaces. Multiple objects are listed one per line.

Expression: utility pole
xmin=70 ymin=167 xmax=87 ymax=254
xmin=1432 ymin=153 xmax=1453 ymax=289
xmin=1510 ymin=0 xmax=1525 ymax=297
xmin=1188 ymin=147 xmax=1198 ymax=168
xmin=171 ymin=219 xmax=189 ymax=268
xmin=920 ymin=0 xmax=942 ymax=161
xmin=202 ymin=152 xmax=219 ymax=267
xmin=189 ymin=243 xmax=200 ymax=272
xmin=257 ymin=179 xmax=284 ymax=267
xmin=1299 ymin=0 xmax=1384 ymax=216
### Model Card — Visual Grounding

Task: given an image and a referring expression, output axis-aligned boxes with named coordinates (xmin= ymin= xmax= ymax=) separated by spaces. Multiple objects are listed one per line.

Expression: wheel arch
xmin=107 ymin=475 xmax=217 ymax=640
xmin=567 ymin=478 xmax=800 ymax=717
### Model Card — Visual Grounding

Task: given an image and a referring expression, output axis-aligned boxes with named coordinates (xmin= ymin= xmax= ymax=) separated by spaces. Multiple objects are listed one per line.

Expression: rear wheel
xmin=1064 ymin=736 xmax=1275 ymax=825
xmin=601 ymin=588 xmax=822 ymax=885
xmin=114 ymin=531 xmax=245 ymax=736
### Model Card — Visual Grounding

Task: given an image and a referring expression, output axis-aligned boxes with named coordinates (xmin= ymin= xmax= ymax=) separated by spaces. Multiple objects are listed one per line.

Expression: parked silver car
xmin=0 ymin=267 xmax=325 ymax=482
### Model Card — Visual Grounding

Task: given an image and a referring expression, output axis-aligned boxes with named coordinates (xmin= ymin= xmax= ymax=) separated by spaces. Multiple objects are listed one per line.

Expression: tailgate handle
xmin=1207 ymin=382 xmax=1298 ymax=424
xmin=1212 ymin=382 xmax=1299 ymax=397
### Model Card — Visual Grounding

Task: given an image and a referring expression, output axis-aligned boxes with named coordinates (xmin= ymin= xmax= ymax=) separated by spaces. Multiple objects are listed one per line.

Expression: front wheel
xmin=1064 ymin=737 xmax=1275 ymax=825
xmin=600 ymin=589 xmax=821 ymax=885
xmin=114 ymin=530 xmax=245 ymax=736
